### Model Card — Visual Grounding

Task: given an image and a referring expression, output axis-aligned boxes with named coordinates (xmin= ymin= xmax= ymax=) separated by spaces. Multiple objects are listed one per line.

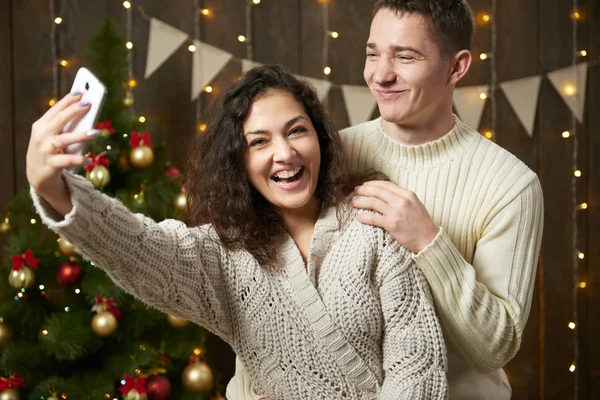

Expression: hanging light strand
xmin=49 ymin=0 xmax=60 ymax=105
xmin=245 ymin=0 xmax=254 ymax=61
xmin=490 ymin=0 xmax=497 ymax=139
xmin=570 ymin=0 xmax=581 ymax=396
xmin=194 ymin=0 xmax=203 ymax=131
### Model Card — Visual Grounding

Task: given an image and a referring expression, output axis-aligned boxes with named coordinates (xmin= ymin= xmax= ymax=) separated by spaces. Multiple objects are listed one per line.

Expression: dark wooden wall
xmin=1 ymin=1 xmax=599 ymax=398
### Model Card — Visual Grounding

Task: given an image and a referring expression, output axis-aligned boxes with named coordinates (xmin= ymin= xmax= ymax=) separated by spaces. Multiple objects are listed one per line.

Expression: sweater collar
xmin=365 ymin=115 xmax=478 ymax=169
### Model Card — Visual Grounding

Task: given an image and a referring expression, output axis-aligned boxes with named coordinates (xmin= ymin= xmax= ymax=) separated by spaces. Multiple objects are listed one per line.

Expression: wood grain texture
xmin=5 ymin=1 xmax=600 ymax=398
xmin=0 ymin=0 xmax=15 ymax=218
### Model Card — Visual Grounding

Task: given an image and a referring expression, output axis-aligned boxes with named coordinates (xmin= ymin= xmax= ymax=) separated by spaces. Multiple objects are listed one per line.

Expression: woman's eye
xmin=249 ymin=139 xmax=266 ymax=147
xmin=289 ymin=127 xmax=307 ymax=135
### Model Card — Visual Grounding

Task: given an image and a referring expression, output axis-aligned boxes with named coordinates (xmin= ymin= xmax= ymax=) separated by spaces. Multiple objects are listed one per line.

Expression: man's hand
xmin=351 ymin=181 xmax=439 ymax=254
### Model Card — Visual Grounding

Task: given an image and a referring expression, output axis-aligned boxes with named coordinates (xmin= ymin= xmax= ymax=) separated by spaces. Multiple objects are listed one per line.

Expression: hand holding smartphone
xmin=63 ymin=67 xmax=107 ymax=154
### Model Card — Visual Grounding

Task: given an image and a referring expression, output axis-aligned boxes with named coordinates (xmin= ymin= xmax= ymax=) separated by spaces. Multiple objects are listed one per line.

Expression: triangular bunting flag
xmin=547 ymin=63 xmax=588 ymax=123
xmin=191 ymin=40 xmax=233 ymax=100
xmin=144 ymin=18 xmax=189 ymax=79
xmin=453 ymin=85 xmax=489 ymax=130
xmin=241 ymin=59 xmax=263 ymax=73
xmin=296 ymin=75 xmax=333 ymax=102
xmin=341 ymin=85 xmax=377 ymax=127
xmin=500 ymin=75 xmax=542 ymax=137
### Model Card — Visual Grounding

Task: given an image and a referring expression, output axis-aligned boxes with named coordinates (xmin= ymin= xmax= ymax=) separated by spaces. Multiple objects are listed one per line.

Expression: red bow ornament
xmin=0 ymin=374 xmax=25 ymax=391
xmin=95 ymin=120 xmax=116 ymax=136
xmin=119 ymin=375 xmax=148 ymax=395
xmin=92 ymin=296 xmax=122 ymax=319
xmin=129 ymin=131 xmax=153 ymax=149
xmin=11 ymin=249 xmax=39 ymax=272
xmin=84 ymin=152 xmax=110 ymax=172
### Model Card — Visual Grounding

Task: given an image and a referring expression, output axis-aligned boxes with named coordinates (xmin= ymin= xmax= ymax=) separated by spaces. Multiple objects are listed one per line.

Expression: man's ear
xmin=448 ymin=50 xmax=472 ymax=85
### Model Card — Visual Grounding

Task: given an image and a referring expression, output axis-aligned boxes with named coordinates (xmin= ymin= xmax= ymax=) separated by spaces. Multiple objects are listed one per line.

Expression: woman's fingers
xmin=41 ymin=92 xmax=82 ymax=122
xmin=47 ymin=97 xmax=91 ymax=135
xmin=50 ymin=129 xmax=101 ymax=152
xmin=46 ymin=153 xmax=90 ymax=170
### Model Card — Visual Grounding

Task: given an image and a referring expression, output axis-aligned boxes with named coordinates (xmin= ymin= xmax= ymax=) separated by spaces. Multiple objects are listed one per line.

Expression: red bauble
xmin=146 ymin=375 xmax=171 ymax=400
xmin=57 ymin=261 xmax=83 ymax=285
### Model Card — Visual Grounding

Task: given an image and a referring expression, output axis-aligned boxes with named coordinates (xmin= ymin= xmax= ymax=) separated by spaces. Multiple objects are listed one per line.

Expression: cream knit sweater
xmin=341 ymin=117 xmax=544 ymax=399
xmin=32 ymin=173 xmax=449 ymax=400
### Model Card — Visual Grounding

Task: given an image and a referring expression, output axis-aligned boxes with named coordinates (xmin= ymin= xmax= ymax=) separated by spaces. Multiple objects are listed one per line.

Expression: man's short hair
xmin=373 ymin=0 xmax=475 ymax=56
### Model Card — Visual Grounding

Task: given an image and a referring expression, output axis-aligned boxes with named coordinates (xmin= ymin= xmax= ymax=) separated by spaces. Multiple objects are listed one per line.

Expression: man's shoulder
xmin=340 ymin=118 xmax=381 ymax=136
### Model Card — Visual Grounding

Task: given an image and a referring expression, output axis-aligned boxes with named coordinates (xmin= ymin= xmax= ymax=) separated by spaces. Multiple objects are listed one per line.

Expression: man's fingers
xmin=351 ymin=195 xmax=394 ymax=215
xmin=359 ymin=180 xmax=413 ymax=198
xmin=356 ymin=212 xmax=388 ymax=229
xmin=354 ymin=183 xmax=399 ymax=206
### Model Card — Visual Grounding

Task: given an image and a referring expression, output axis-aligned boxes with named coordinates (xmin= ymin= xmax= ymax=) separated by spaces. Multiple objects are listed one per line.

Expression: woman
xmin=27 ymin=65 xmax=447 ymax=399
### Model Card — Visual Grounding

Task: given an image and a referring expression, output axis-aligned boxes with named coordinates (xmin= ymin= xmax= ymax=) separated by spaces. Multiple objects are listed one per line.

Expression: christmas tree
xmin=0 ymin=19 xmax=224 ymax=400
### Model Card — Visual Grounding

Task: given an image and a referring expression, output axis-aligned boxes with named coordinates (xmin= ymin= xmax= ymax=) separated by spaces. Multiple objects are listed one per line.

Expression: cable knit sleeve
xmin=378 ymin=236 xmax=448 ymax=399
xmin=412 ymin=176 xmax=543 ymax=373
xmin=30 ymin=172 xmax=233 ymax=339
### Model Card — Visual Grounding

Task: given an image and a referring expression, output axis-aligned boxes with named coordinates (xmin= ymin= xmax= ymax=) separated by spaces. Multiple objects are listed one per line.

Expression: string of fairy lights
xmin=37 ymin=2 xmax=596 ymax=395
xmin=568 ymin=1 xmax=585 ymax=396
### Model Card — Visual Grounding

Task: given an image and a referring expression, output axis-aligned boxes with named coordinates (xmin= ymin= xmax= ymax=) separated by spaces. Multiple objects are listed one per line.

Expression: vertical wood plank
xmin=11 ymin=0 xmax=56 ymax=192
xmin=539 ymin=0 xmax=579 ymax=397
xmin=493 ymin=0 xmax=541 ymax=398
xmin=0 ymin=0 xmax=15 ymax=219
xmin=585 ymin=0 xmax=600 ymax=396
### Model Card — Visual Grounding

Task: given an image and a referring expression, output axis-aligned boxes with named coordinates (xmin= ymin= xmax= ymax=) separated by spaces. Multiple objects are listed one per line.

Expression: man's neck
xmin=380 ymin=112 xmax=456 ymax=146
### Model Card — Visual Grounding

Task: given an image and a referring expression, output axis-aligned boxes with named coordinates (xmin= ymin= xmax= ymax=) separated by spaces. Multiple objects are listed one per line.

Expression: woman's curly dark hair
xmin=184 ymin=64 xmax=351 ymax=266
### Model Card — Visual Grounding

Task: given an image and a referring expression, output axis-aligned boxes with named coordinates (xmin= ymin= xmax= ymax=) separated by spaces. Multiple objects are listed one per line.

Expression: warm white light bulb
xmin=569 ymin=364 xmax=576 ymax=373
xmin=188 ymin=44 xmax=197 ymax=52
xmin=126 ymin=41 xmax=134 ymax=50
xmin=479 ymin=93 xmax=488 ymax=100
xmin=204 ymin=86 xmax=213 ymax=93
xmin=123 ymin=1 xmax=131 ymax=9
xmin=253 ymin=0 xmax=261 ymax=4
xmin=330 ymin=31 xmax=339 ymax=39
xmin=324 ymin=66 xmax=332 ymax=75
xmin=238 ymin=35 xmax=247 ymax=42
xmin=138 ymin=116 xmax=146 ymax=123
xmin=568 ymin=322 xmax=576 ymax=330
xmin=54 ymin=17 xmax=63 ymax=24
xmin=574 ymin=170 xmax=582 ymax=178
xmin=480 ymin=53 xmax=489 ymax=60
xmin=562 ymin=131 xmax=571 ymax=138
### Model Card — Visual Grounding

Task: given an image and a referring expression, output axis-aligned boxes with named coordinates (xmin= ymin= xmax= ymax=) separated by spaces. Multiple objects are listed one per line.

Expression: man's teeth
xmin=274 ymin=167 xmax=302 ymax=179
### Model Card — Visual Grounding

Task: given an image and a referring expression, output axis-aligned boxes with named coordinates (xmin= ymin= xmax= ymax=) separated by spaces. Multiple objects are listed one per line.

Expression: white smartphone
xmin=63 ymin=67 xmax=107 ymax=154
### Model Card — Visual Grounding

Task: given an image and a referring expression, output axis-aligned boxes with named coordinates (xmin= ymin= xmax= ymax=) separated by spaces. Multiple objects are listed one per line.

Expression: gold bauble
xmin=0 ymin=322 xmax=13 ymax=350
xmin=172 ymin=192 xmax=188 ymax=213
xmin=86 ymin=165 xmax=111 ymax=189
xmin=58 ymin=237 xmax=77 ymax=256
xmin=0 ymin=219 xmax=10 ymax=234
xmin=182 ymin=362 xmax=214 ymax=392
xmin=130 ymin=145 xmax=154 ymax=168
xmin=124 ymin=390 xmax=147 ymax=400
xmin=8 ymin=266 xmax=35 ymax=289
xmin=123 ymin=94 xmax=135 ymax=107
xmin=0 ymin=388 xmax=19 ymax=400
xmin=167 ymin=314 xmax=190 ymax=328
xmin=91 ymin=311 xmax=118 ymax=336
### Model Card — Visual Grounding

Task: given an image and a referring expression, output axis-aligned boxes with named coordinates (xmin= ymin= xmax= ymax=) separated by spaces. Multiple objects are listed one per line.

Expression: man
xmin=228 ymin=1 xmax=544 ymax=399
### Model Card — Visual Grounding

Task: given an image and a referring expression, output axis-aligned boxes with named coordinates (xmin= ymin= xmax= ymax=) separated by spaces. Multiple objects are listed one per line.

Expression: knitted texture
xmin=32 ymin=173 xmax=448 ymax=400
xmin=340 ymin=116 xmax=544 ymax=399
